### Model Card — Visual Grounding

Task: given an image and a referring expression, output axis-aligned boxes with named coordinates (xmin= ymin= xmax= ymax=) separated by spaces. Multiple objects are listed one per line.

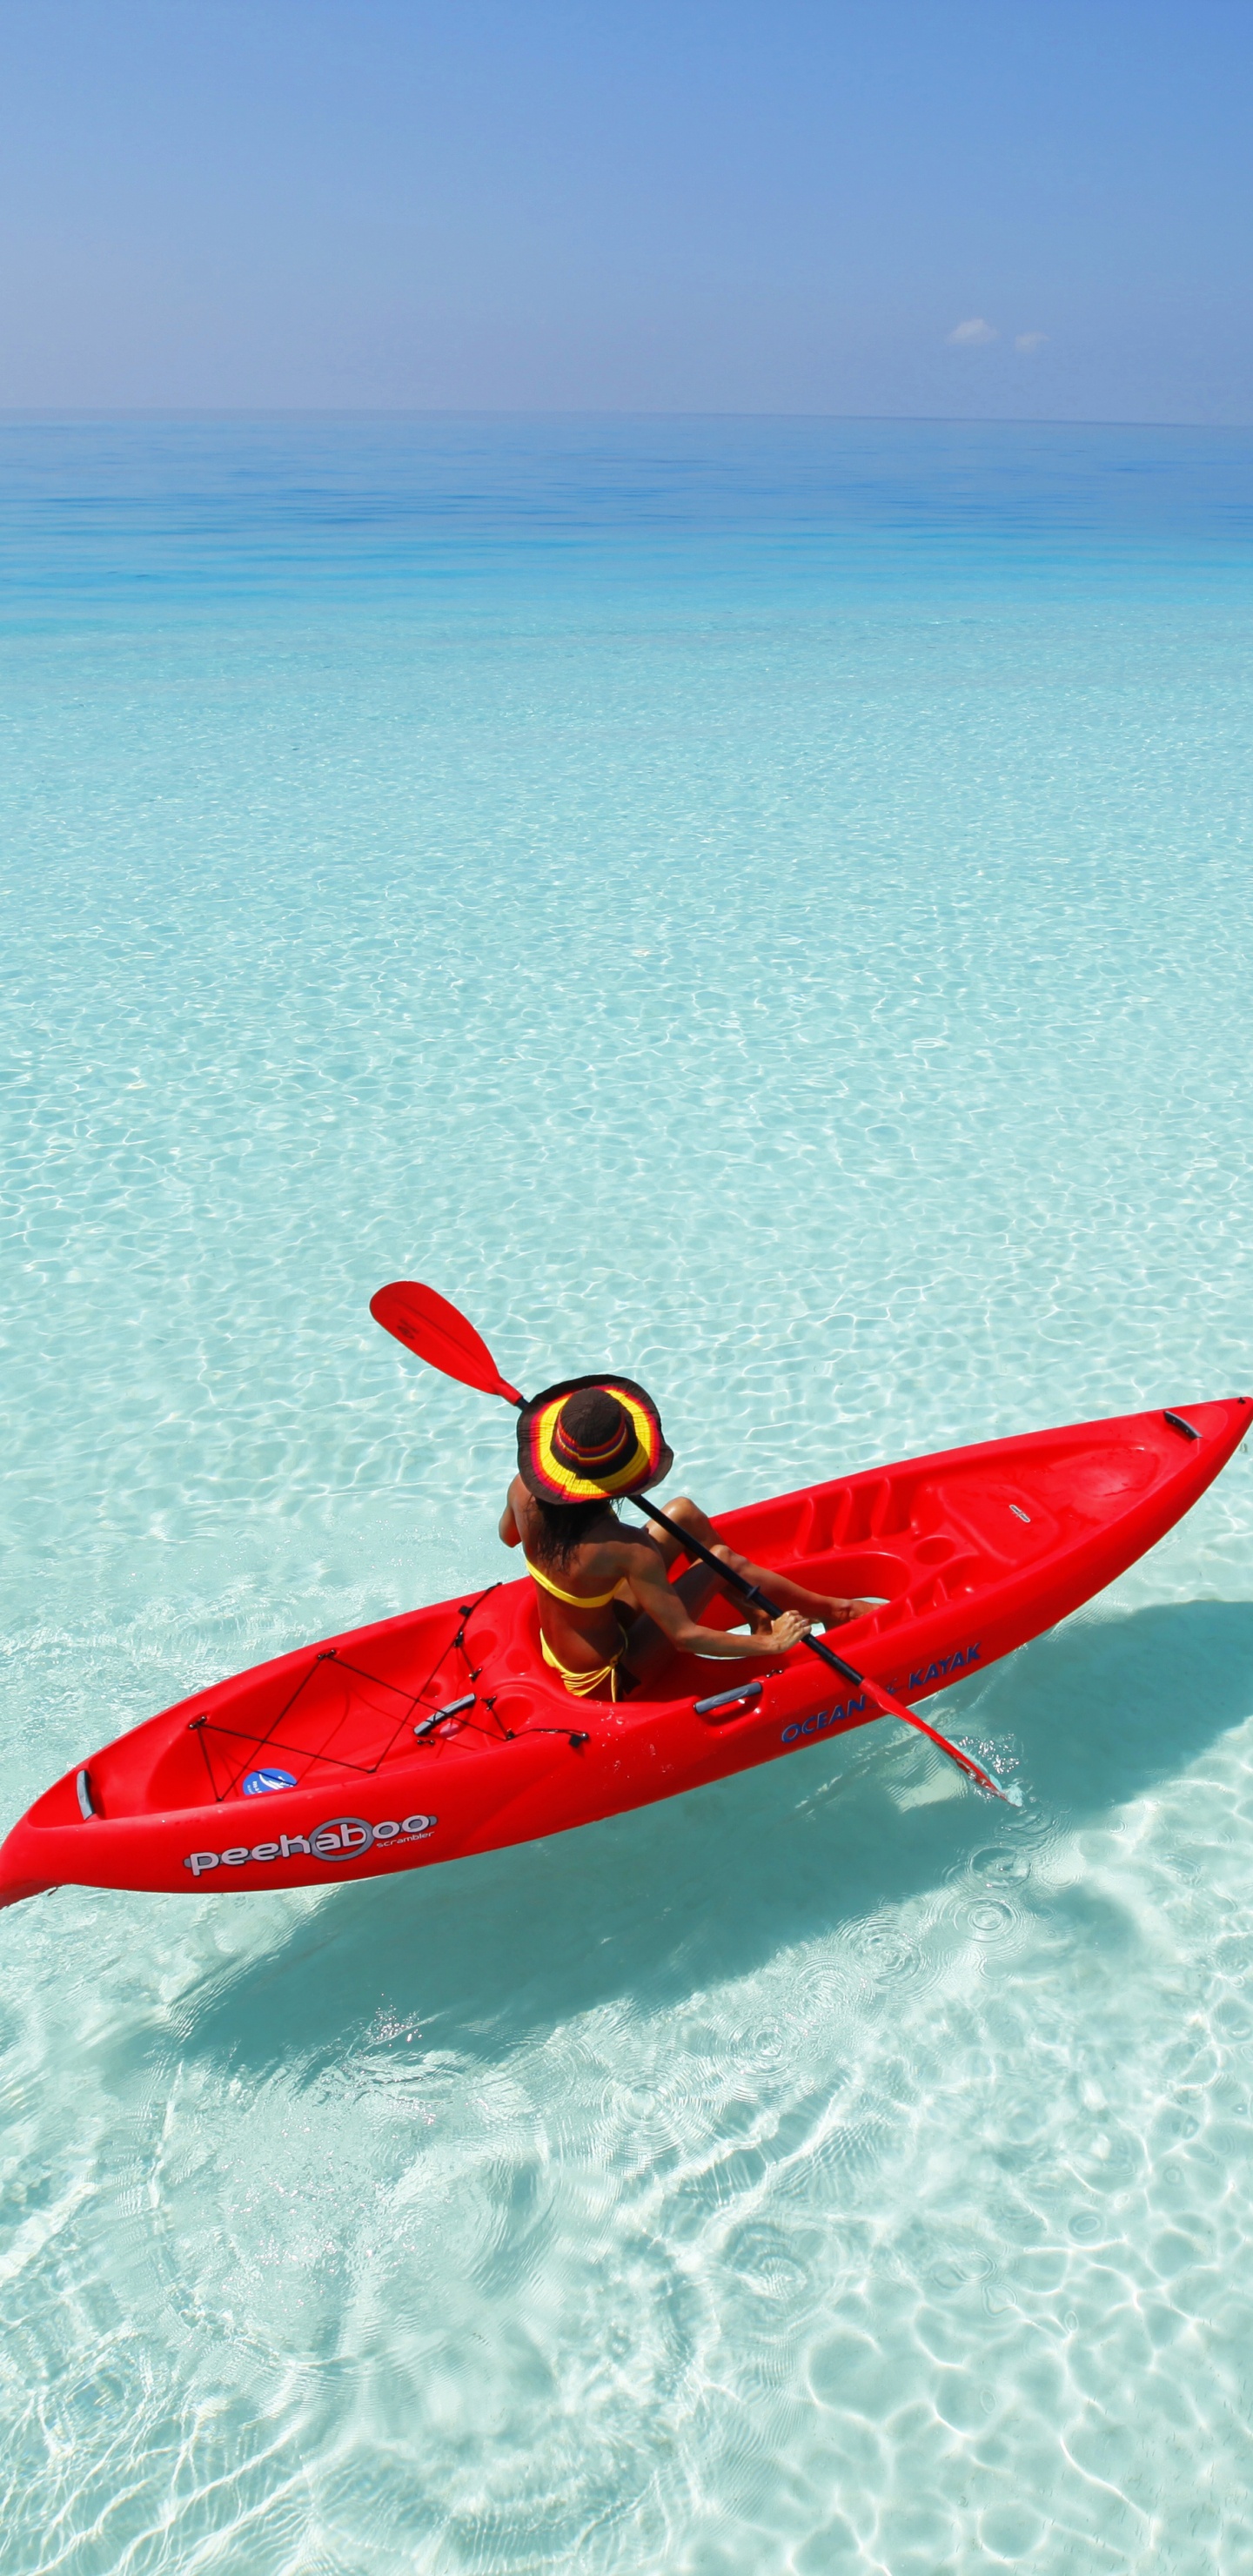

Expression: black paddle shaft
xmin=629 ymin=1497 xmax=864 ymax=1689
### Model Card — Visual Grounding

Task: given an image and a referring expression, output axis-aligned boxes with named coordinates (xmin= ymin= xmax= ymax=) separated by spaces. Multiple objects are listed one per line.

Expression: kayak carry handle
xmin=1163 ymin=1411 xmax=1202 ymax=1441
xmin=414 ymin=1693 xmax=475 ymax=1740
xmin=77 ymin=1768 xmax=97 ymax=1821
xmin=694 ymin=1680 xmax=763 ymax=1720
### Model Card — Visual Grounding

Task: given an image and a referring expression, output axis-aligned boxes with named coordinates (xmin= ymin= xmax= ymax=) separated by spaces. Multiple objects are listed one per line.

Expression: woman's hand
xmin=755 ymin=1609 xmax=813 ymax=1654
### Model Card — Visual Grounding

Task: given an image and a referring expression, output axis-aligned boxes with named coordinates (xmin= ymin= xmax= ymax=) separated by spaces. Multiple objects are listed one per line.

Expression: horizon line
xmin=1 ymin=406 xmax=1250 ymax=433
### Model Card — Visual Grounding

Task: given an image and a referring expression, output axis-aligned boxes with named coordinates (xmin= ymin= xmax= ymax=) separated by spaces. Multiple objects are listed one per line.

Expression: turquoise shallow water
xmin=3 ymin=415 xmax=1253 ymax=2573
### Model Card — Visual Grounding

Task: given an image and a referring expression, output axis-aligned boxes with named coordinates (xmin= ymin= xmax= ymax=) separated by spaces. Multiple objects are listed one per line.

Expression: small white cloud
xmin=1015 ymin=331 xmax=1048 ymax=353
xmin=947 ymin=317 xmax=997 ymax=346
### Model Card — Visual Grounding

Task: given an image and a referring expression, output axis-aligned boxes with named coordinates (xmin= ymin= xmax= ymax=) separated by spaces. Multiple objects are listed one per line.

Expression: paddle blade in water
xmin=369 ymin=1281 xmax=525 ymax=1406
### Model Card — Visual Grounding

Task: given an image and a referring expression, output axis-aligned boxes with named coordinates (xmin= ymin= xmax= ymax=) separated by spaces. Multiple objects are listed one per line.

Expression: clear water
xmin=3 ymin=415 xmax=1252 ymax=2573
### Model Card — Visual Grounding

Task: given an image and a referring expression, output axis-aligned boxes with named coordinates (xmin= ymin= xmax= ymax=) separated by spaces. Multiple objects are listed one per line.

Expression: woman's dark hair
xmin=528 ymin=1493 xmax=614 ymax=1573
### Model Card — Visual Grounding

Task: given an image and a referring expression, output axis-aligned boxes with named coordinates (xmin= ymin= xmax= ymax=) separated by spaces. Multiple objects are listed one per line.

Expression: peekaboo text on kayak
xmin=184 ymin=1814 xmax=438 ymax=1875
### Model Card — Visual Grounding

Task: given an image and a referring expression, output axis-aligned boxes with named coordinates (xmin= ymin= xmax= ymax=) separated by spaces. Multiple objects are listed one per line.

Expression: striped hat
xmin=517 ymin=1376 xmax=673 ymax=1506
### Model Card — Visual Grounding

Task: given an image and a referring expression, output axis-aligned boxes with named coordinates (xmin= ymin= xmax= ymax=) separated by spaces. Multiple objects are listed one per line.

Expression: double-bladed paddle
xmin=369 ymin=1280 xmax=1011 ymax=1802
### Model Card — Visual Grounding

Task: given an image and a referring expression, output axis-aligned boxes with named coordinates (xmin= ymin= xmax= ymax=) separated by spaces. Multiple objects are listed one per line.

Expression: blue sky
xmin=2 ymin=0 xmax=1250 ymax=417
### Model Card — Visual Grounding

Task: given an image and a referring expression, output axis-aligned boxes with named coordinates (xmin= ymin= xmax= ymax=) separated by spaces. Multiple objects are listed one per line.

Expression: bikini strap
xmin=524 ymin=1555 xmax=620 ymax=1610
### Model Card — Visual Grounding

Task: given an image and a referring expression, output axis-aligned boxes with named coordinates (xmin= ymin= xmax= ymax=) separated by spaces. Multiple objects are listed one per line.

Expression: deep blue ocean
xmin=3 ymin=414 xmax=1252 ymax=2573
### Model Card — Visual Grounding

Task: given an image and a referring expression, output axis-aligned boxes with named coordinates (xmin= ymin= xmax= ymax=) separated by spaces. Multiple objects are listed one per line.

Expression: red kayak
xmin=2 ymin=1397 xmax=1246 ymax=1909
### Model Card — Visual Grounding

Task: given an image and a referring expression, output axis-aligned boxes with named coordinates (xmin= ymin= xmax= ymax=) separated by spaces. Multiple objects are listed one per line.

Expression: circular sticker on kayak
xmin=242 ymin=1767 xmax=298 ymax=1796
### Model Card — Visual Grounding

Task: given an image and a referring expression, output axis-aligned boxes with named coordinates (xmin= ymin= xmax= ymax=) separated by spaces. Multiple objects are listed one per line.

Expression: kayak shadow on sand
xmin=168 ymin=1595 xmax=1253 ymax=2081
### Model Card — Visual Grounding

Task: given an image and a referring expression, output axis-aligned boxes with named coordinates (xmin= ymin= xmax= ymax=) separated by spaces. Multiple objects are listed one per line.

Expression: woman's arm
xmin=499 ymin=1475 xmax=527 ymax=1548
xmin=621 ymin=1541 xmax=810 ymax=1660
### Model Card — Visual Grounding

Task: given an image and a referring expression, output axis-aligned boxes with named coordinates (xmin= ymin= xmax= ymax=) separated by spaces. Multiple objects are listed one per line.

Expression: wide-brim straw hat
xmin=517 ymin=1375 xmax=673 ymax=1506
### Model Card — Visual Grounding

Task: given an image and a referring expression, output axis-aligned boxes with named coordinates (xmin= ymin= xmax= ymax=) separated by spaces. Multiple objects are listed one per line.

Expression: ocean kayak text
xmin=780 ymin=1642 xmax=982 ymax=1746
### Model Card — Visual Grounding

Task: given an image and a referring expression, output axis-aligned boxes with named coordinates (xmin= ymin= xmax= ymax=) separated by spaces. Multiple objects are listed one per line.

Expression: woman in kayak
xmin=499 ymin=1374 xmax=872 ymax=1701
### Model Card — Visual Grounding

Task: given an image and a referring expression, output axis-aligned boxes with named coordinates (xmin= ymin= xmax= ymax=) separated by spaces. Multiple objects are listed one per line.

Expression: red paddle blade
xmin=369 ymin=1281 xmax=525 ymax=1407
xmin=865 ymin=1680 xmax=1013 ymax=1803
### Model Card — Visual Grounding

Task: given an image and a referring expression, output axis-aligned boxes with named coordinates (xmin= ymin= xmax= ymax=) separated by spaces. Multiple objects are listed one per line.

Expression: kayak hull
xmin=3 ymin=1398 xmax=1247 ymax=1907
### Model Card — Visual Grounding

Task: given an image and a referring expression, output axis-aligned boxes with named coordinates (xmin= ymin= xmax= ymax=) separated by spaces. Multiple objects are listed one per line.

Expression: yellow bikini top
xmin=525 ymin=1556 xmax=622 ymax=1610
